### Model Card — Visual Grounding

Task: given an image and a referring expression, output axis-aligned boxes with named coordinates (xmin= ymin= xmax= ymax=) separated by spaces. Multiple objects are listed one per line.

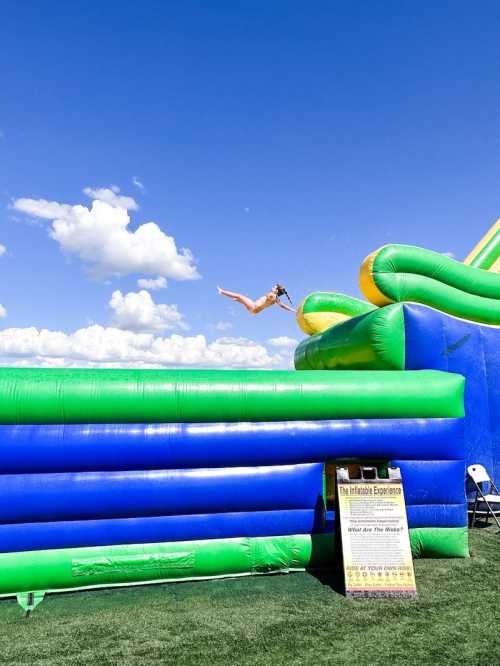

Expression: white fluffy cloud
xmin=137 ymin=276 xmax=167 ymax=291
xmin=12 ymin=188 xmax=199 ymax=281
xmin=13 ymin=198 xmax=71 ymax=220
xmin=83 ymin=185 xmax=138 ymax=211
xmin=267 ymin=336 xmax=299 ymax=348
xmin=0 ymin=325 xmax=285 ymax=369
xmin=0 ymin=244 xmax=6 ymax=257
xmin=109 ymin=290 xmax=187 ymax=333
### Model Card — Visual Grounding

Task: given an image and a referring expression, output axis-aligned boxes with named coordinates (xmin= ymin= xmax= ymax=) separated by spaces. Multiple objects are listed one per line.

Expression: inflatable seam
xmin=478 ymin=325 xmax=495 ymax=467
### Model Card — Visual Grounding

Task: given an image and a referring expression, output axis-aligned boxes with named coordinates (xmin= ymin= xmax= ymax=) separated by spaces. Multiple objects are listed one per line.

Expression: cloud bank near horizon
xmin=0 ymin=325 xmax=292 ymax=369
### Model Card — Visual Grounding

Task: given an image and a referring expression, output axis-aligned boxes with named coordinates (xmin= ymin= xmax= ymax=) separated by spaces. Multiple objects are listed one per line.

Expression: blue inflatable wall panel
xmin=0 ymin=418 xmax=464 ymax=473
xmin=0 ymin=464 xmax=323 ymax=524
xmin=0 ymin=509 xmax=323 ymax=554
xmin=405 ymin=504 xmax=467 ymax=528
xmin=0 ymin=504 xmax=467 ymax=554
xmin=391 ymin=459 xmax=466 ymax=505
xmin=403 ymin=303 xmax=500 ymax=479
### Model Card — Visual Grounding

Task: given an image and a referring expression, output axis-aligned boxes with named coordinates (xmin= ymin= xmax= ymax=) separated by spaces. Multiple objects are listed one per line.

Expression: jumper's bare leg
xmin=217 ymin=287 xmax=256 ymax=313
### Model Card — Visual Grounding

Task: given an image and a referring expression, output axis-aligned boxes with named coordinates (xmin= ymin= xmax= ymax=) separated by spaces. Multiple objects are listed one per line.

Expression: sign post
xmin=336 ymin=466 xmax=417 ymax=598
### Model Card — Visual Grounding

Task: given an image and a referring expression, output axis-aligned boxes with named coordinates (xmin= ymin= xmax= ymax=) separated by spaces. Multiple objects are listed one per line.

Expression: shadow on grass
xmin=307 ymin=567 xmax=345 ymax=595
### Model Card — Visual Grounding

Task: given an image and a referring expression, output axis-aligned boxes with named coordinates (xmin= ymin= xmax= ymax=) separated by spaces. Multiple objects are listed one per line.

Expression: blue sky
xmin=1 ymin=2 xmax=499 ymax=368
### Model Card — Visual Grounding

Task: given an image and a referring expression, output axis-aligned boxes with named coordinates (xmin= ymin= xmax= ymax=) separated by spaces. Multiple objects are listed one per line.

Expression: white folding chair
xmin=467 ymin=464 xmax=500 ymax=529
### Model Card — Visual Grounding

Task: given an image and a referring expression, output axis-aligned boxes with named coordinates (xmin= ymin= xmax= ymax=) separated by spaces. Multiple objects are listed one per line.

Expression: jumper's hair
xmin=275 ymin=284 xmax=292 ymax=304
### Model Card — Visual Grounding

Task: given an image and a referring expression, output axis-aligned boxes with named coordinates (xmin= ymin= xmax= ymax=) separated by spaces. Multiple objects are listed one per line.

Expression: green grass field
xmin=0 ymin=527 xmax=498 ymax=665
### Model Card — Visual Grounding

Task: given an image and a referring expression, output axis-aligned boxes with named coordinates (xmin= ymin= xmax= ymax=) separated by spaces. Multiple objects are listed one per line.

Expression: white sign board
xmin=337 ymin=466 xmax=417 ymax=598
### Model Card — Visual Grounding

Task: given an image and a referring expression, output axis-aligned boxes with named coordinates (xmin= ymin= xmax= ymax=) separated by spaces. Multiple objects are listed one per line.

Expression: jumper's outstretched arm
xmin=277 ymin=300 xmax=296 ymax=313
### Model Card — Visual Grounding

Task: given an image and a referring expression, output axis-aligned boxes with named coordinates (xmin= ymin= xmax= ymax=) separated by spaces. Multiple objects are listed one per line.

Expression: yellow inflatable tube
xmin=464 ymin=220 xmax=500 ymax=271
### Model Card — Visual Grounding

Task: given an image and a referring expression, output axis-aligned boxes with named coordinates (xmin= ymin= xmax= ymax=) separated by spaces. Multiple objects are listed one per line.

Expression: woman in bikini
xmin=217 ymin=284 xmax=295 ymax=314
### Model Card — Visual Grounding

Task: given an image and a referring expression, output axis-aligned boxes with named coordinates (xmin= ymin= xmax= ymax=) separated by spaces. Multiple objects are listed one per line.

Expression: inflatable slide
xmin=2 ymin=221 xmax=498 ymax=603
xmin=296 ymin=220 xmax=500 ymax=480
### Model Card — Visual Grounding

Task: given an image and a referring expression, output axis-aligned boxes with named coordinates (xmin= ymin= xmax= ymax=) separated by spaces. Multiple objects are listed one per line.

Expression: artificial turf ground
xmin=0 ymin=526 xmax=498 ymax=666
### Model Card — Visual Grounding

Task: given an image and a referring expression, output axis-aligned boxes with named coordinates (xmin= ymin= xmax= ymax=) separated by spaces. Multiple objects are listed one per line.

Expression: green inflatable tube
xmin=0 ymin=368 xmax=464 ymax=423
xmin=297 ymin=292 xmax=375 ymax=335
xmin=295 ymin=304 xmax=405 ymax=371
xmin=361 ymin=244 xmax=500 ymax=325
xmin=0 ymin=528 xmax=467 ymax=596
xmin=409 ymin=527 xmax=469 ymax=559
xmin=301 ymin=292 xmax=374 ymax=317
xmin=0 ymin=534 xmax=334 ymax=595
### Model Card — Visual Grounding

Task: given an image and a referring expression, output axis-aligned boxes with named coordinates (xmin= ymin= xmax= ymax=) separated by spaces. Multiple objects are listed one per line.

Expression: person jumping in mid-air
xmin=217 ymin=284 xmax=295 ymax=314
